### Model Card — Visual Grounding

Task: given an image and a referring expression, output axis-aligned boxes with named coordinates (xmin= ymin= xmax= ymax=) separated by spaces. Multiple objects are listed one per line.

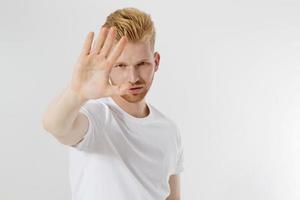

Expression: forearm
xmin=42 ymin=85 xmax=87 ymax=138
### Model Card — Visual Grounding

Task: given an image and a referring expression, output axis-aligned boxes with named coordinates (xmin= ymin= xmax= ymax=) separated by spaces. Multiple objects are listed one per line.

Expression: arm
xmin=42 ymin=86 xmax=89 ymax=146
xmin=166 ymin=174 xmax=181 ymax=200
xmin=42 ymin=26 xmax=131 ymax=146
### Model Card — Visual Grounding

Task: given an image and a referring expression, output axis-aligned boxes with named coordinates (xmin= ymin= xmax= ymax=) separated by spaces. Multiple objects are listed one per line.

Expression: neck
xmin=111 ymin=95 xmax=149 ymax=118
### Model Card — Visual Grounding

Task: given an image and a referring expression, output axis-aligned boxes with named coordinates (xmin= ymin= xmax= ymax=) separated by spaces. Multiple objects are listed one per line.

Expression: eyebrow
xmin=115 ymin=58 xmax=150 ymax=66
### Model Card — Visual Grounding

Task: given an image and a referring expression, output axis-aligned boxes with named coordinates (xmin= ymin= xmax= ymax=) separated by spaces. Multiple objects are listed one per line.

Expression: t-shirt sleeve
xmin=174 ymin=144 xmax=184 ymax=174
xmin=172 ymin=125 xmax=184 ymax=175
xmin=69 ymin=101 xmax=106 ymax=151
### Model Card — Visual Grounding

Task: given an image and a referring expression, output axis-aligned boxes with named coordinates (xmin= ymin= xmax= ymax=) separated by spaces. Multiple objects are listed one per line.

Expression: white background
xmin=1 ymin=0 xmax=299 ymax=199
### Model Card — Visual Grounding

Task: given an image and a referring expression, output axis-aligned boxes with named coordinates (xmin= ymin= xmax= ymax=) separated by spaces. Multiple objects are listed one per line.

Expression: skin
xmin=107 ymin=34 xmax=181 ymax=200
xmin=108 ymin=39 xmax=160 ymax=118
xmin=71 ymin=26 xmax=181 ymax=199
xmin=166 ymin=175 xmax=181 ymax=200
xmin=69 ymin=26 xmax=133 ymax=102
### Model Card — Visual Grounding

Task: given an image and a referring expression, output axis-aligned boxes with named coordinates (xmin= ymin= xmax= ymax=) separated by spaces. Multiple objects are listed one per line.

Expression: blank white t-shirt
xmin=68 ymin=97 xmax=184 ymax=200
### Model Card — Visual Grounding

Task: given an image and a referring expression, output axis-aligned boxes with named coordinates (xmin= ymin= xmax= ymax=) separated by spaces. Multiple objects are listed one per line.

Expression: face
xmin=109 ymin=40 xmax=160 ymax=103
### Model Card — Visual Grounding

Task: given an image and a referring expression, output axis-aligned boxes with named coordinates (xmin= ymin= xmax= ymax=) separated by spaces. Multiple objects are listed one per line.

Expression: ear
xmin=153 ymin=52 xmax=160 ymax=72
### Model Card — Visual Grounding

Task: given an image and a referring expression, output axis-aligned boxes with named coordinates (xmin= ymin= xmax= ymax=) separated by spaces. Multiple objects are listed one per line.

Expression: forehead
xmin=114 ymin=41 xmax=153 ymax=63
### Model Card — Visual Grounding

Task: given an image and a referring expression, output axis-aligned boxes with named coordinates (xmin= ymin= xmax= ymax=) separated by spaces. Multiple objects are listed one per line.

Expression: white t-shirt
xmin=68 ymin=97 xmax=184 ymax=200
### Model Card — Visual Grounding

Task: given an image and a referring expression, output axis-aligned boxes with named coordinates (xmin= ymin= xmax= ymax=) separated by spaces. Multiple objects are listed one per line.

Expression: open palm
xmin=70 ymin=26 xmax=131 ymax=100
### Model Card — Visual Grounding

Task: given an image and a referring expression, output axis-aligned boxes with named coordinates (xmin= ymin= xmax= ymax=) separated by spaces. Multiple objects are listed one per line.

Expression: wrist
xmin=66 ymin=85 xmax=88 ymax=106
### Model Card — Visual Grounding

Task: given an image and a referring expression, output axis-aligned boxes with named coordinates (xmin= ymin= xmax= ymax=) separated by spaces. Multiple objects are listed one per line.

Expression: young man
xmin=42 ymin=7 xmax=184 ymax=200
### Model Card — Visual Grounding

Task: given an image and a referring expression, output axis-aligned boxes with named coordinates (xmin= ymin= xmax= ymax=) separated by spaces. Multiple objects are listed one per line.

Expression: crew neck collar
xmin=107 ymin=96 xmax=153 ymax=122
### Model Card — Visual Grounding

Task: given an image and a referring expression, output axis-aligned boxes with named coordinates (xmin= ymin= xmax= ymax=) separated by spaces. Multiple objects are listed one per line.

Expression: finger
xmin=90 ymin=26 xmax=109 ymax=54
xmin=99 ymin=27 xmax=117 ymax=57
xmin=108 ymin=82 xmax=131 ymax=96
xmin=80 ymin=32 xmax=94 ymax=56
xmin=106 ymin=36 xmax=128 ymax=67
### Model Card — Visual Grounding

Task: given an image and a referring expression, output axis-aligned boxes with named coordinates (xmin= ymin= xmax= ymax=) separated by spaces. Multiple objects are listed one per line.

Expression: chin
xmin=121 ymin=91 xmax=147 ymax=103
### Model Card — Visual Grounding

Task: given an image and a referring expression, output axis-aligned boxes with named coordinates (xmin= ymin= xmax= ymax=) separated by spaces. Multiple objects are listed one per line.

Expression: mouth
xmin=128 ymin=86 xmax=144 ymax=94
xmin=129 ymin=86 xmax=143 ymax=90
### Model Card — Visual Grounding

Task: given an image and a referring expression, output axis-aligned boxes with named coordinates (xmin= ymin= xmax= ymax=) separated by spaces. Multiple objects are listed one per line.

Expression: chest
xmin=100 ymin=117 xmax=177 ymax=180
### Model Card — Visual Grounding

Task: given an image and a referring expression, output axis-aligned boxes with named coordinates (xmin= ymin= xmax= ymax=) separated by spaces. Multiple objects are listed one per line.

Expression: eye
xmin=138 ymin=62 xmax=147 ymax=66
xmin=115 ymin=64 xmax=126 ymax=68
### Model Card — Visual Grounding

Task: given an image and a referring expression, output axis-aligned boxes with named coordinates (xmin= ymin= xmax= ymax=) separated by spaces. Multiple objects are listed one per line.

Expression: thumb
xmin=108 ymin=82 xmax=132 ymax=96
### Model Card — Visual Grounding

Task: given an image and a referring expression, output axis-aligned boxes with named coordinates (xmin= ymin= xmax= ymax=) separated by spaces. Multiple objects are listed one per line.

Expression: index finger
xmin=106 ymin=36 xmax=128 ymax=65
xmin=80 ymin=32 xmax=94 ymax=56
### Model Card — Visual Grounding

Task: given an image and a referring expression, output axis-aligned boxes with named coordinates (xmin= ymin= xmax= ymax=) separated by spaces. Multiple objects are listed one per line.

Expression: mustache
xmin=129 ymin=81 xmax=145 ymax=87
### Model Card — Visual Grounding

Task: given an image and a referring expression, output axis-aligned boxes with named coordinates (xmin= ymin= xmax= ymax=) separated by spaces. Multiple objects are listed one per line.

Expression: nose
xmin=128 ymin=66 xmax=139 ymax=84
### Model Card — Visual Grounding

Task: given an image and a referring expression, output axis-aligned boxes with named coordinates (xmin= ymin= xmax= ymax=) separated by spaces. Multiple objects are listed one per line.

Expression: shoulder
xmin=149 ymin=103 xmax=180 ymax=133
xmin=80 ymin=98 xmax=110 ymax=112
xmin=79 ymin=98 xmax=111 ymax=124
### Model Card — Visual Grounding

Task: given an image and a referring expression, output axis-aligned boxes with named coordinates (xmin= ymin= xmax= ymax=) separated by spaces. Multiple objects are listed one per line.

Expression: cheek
xmin=141 ymin=67 xmax=155 ymax=81
xmin=109 ymin=70 xmax=125 ymax=83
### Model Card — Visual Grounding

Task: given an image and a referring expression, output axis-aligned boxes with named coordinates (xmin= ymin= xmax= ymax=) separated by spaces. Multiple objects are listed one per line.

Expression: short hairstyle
xmin=102 ymin=7 xmax=156 ymax=50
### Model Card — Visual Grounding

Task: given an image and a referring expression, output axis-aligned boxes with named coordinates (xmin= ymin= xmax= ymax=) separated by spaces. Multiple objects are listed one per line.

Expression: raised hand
xmin=69 ymin=26 xmax=131 ymax=101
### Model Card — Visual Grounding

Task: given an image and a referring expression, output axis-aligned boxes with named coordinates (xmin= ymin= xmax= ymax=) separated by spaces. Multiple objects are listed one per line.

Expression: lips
xmin=128 ymin=86 xmax=144 ymax=94
xmin=129 ymin=86 xmax=143 ymax=90
xmin=130 ymin=87 xmax=142 ymax=90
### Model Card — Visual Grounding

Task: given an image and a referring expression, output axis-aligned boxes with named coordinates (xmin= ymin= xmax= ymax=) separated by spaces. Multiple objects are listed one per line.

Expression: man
xmin=42 ymin=7 xmax=184 ymax=200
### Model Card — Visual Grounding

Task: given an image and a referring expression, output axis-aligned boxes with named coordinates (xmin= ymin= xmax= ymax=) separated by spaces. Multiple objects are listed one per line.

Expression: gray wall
xmin=0 ymin=0 xmax=299 ymax=199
